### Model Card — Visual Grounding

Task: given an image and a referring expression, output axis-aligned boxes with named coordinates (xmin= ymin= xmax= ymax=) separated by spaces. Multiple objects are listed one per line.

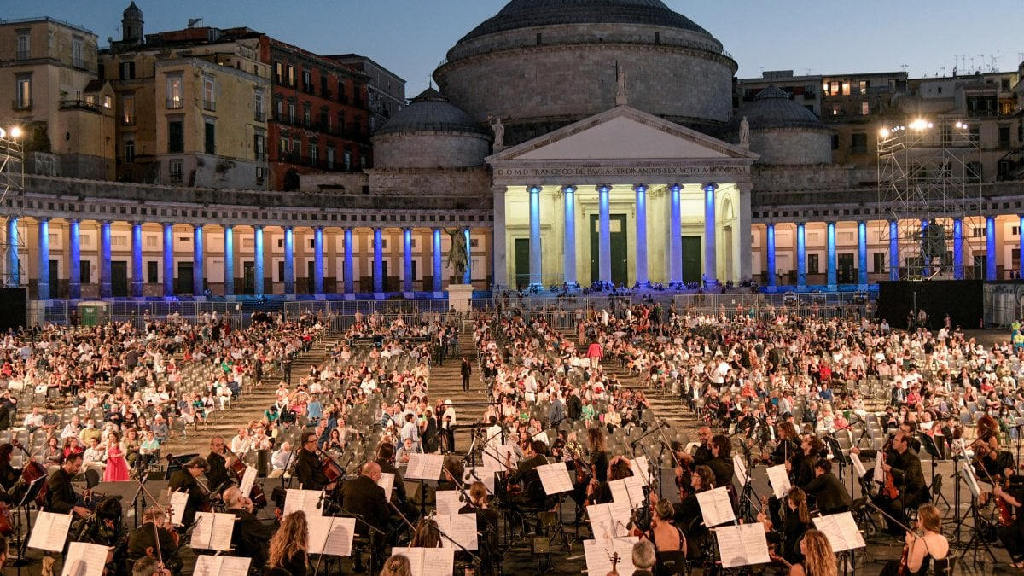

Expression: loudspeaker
xmin=0 ymin=288 xmax=26 ymax=332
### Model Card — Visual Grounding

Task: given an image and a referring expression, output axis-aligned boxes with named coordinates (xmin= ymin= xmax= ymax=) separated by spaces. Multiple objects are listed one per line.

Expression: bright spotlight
xmin=909 ymin=118 xmax=929 ymax=131
xmin=0 ymin=128 xmax=5 ymax=139
xmin=880 ymin=128 xmax=890 ymax=138
xmin=9 ymin=126 xmax=22 ymax=139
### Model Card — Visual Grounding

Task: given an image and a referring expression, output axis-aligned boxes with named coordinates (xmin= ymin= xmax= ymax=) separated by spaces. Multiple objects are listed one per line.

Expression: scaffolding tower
xmin=0 ymin=130 xmax=23 ymax=288
xmin=876 ymin=116 xmax=983 ymax=280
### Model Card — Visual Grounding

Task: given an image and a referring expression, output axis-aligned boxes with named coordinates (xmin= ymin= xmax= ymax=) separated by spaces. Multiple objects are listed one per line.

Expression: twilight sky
xmin=8 ymin=0 xmax=1023 ymax=96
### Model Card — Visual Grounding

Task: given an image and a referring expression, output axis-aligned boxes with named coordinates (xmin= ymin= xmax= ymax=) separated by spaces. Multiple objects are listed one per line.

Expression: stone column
xmin=254 ymin=225 xmax=265 ymax=297
xmin=563 ymin=186 xmax=577 ymax=286
xmin=131 ymin=222 xmax=143 ymax=298
xmin=163 ymin=223 xmax=174 ymax=297
xmin=857 ymin=221 xmax=868 ymax=287
xmin=432 ymin=228 xmax=442 ymax=294
xmin=343 ymin=228 xmax=354 ymax=296
xmin=986 ymin=216 xmax=997 ymax=281
xmin=598 ymin=185 xmax=611 ymax=286
xmin=826 ymin=221 xmax=837 ymax=289
xmin=796 ymin=222 xmax=806 ymax=290
xmin=100 ymin=221 xmax=112 ymax=298
xmin=492 ymin=186 xmax=508 ymax=290
xmin=313 ymin=227 xmax=324 ymax=296
xmin=888 ymin=220 xmax=899 ymax=281
xmin=634 ymin=184 xmax=648 ymax=287
xmin=69 ymin=219 xmax=80 ymax=299
xmin=193 ymin=224 xmax=204 ymax=297
xmin=403 ymin=228 xmax=413 ymax=295
xmin=737 ymin=183 xmax=753 ymax=283
xmin=223 ymin=225 xmax=234 ymax=297
xmin=704 ymin=184 xmax=718 ymax=286
xmin=5 ymin=218 xmax=17 ymax=287
xmin=529 ymin=185 xmax=543 ymax=288
xmin=668 ymin=184 xmax=682 ymax=285
xmin=1019 ymin=215 xmax=1024 ymax=278
xmin=37 ymin=219 xmax=49 ymax=300
xmin=463 ymin=228 xmax=472 ymax=285
xmin=373 ymin=227 xmax=383 ymax=296
xmin=766 ymin=223 xmax=776 ymax=289
xmin=953 ymin=218 xmax=964 ymax=280
xmin=282 ymin=226 xmax=294 ymax=295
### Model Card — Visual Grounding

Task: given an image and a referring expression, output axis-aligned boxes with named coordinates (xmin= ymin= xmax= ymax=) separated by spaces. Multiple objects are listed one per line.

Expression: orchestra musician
xmin=760 ymin=487 xmax=812 ymax=567
xmin=587 ymin=456 xmax=633 ymax=505
xmin=374 ymin=443 xmax=409 ymax=513
xmin=588 ymin=428 xmax=611 ymax=485
xmin=771 ymin=422 xmax=799 ymax=466
xmin=678 ymin=426 xmax=713 ymax=468
xmin=801 ymin=458 xmax=852 ymax=515
xmin=974 ymin=434 xmax=1016 ymax=484
xmin=902 ymin=504 xmax=949 ymax=576
xmin=706 ymin=434 xmax=735 ymax=490
xmin=167 ymin=456 xmax=209 ymax=527
xmin=223 ymin=485 xmax=274 ymax=570
xmin=292 ymin=432 xmax=334 ymax=492
xmin=508 ymin=440 xmax=549 ymax=508
xmin=787 ymin=435 xmax=823 ymax=489
xmin=43 ymin=451 xmax=90 ymax=517
xmin=458 ymin=481 xmax=498 ymax=576
xmin=205 ymin=437 xmax=232 ymax=494
xmin=337 ymin=462 xmax=390 ymax=574
xmin=870 ymin=431 xmax=928 ymax=537
xmin=994 ymin=481 xmax=1024 ymax=567
xmin=671 ymin=464 xmax=713 ymax=561
xmin=0 ymin=445 xmax=21 ymax=497
xmin=126 ymin=506 xmax=181 ymax=574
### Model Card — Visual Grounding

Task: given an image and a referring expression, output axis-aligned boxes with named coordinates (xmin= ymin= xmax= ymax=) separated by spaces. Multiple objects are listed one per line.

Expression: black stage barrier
xmin=0 ymin=288 xmax=26 ymax=332
xmin=877 ymin=280 xmax=983 ymax=330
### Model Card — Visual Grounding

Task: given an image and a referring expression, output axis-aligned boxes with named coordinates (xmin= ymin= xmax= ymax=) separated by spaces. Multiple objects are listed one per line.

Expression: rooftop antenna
xmin=188 ymin=18 xmax=203 ymax=28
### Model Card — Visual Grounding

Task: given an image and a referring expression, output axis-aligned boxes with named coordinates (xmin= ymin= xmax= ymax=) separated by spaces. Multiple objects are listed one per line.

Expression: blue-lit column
xmin=100 ymin=221 xmax=112 ymax=298
xmin=5 ymin=218 xmax=17 ymax=287
xmin=1019 ymin=215 xmax=1024 ymax=279
xmin=668 ymin=184 xmax=683 ymax=285
xmin=766 ymin=223 xmax=777 ymax=289
xmin=598 ymin=185 xmax=611 ymax=286
xmin=796 ymin=222 xmax=807 ymax=289
xmin=704 ymin=184 xmax=718 ymax=286
xmin=563 ymin=186 xmax=577 ymax=286
xmin=889 ymin=220 xmax=899 ymax=281
xmin=953 ymin=218 xmax=964 ymax=280
xmin=826 ymin=221 xmax=837 ymax=289
xmin=403 ymin=228 xmax=413 ymax=294
xmin=529 ymin=185 xmax=543 ymax=288
xmin=37 ymin=219 xmax=50 ymax=300
xmin=223 ymin=225 xmax=234 ymax=297
xmin=463 ymin=228 xmax=472 ymax=285
xmin=921 ymin=219 xmax=930 ymax=277
xmin=130 ymin=222 xmax=143 ymax=298
xmin=193 ymin=224 xmax=204 ymax=297
xmin=373 ymin=227 xmax=383 ymax=296
xmin=857 ymin=221 xmax=868 ymax=287
xmin=343 ymin=228 xmax=354 ymax=296
xmin=634 ymin=184 xmax=649 ymax=287
xmin=432 ymin=228 xmax=442 ymax=294
xmin=162 ymin=223 xmax=173 ymax=297
xmin=986 ymin=216 xmax=997 ymax=281
xmin=69 ymin=219 xmax=80 ymax=299
xmin=313 ymin=227 xmax=324 ymax=296
xmin=283 ymin=226 xmax=294 ymax=295
xmin=253 ymin=225 xmax=265 ymax=297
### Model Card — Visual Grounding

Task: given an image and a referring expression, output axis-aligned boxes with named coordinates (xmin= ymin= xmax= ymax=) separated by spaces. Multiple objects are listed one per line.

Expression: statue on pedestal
xmin=489 ymin=116 xmax=505 ymax=151
xmin=739 ymin=116 xmax=750 ymax=148
xmin=445 ymin=228 xmax=468 ymax=282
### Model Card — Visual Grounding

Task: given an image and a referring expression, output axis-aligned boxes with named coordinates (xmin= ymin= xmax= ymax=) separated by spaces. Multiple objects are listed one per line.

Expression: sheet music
xmin=462 ymin=466 xmax=495 ymax=493
xmin=536 ymin=462 xmax=573 ymax=495
xmin=283 ymin=488 xmax=324 ymax=518
xmin=765 ymin=464 xmax=792 ymax=499
xmin=391 ymin=547 xmax=455 ymax=576
xmin=306 ymin=515 xmax=356 ymax=556
xmin=378 ymin=473 xmax=395 ymax=502
xmin=435 ymin=490 xmax=463 ymax=515
xmin=583 ymin=537 xmax=638 ymax=576
xmin=28 ymin=511 xmax=72 ymax=552
xmin=586 ymin=502 xmax=632 ymax=541
xmin=813 ymin=512 xmax=866 ymax=552
xmin=714 ymin=523 xmax=771 ymax=568
xmin=532 ymin=430 xmax=550 ymax=445
xmin=874 ymin=452 xmax=884 ymax=484
xmin=851 ymin=452 xmax=867 ymax=478
xmin=193 ymin=556 xmax=251 ymax=576
xmin=609 ymin=476 xmax=645 ymax=509
xmin=434 ymin=514 xmax=479 ymax=550
xmin=406 ymin=453 xmax=445 ymax=480
xmin=170 ymin=491 xmax=189 ymax=526
xmin=60 ymin=542 xmax=110 ymax=576
xmin=695 ymin=486 xmax=736 ymax=528
xmin=484 ymin=444 xmax=519 ymax=472
xmin=190 ymin=512 xmax=235 ymax=551
xmin=733 ymin=455 xmax=749 ymax=487
xmin=962 ymin=460 xmax=981 ymax=498
xmin=239 ymin=465 xmax=258 ymax=499
xmin=633 ymin=456 xmax=652 ymax=486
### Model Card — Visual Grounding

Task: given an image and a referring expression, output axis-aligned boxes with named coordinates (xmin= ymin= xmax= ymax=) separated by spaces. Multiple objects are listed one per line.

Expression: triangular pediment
xmin=488 ymin=106 xmax=758 ymax=163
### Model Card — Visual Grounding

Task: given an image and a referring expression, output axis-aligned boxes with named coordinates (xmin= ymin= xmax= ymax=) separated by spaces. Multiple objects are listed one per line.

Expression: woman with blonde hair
xmin=790 ymin=529 xmax=836 ymax=576
xmin=268 ymin=511 xmax=309 ymax=576
xmin=903 ymin=504 xmax=949 ymax=575
xmin=378 ymin=554 xmax=412 ymax=576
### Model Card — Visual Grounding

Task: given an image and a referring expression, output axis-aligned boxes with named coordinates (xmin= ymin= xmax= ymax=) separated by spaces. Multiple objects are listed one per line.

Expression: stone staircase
xmin=427 ymin=328 xmax=488 ymax=450
xmin=158 ymin=337 xmax=340 ymax=456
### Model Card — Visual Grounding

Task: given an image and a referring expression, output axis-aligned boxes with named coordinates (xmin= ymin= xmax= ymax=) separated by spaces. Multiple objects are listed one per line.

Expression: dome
xmin=735 ymin=86 xmax=827 ymax=131
xmin=377 ymin=88 xmax=487 ymax=136
xmin=460 ymin=0 xmax=712 ymax=43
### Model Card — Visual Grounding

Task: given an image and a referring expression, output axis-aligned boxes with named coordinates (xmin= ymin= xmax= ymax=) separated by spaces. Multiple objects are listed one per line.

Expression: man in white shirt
xmin=83 ymin=437 xmax=106 ymax=473
xmin=22 ymin=407 xmax=44 ymax=433
xmin=230 ymin=427 xmax=251 ymax=455
xmin=269 ymin=441 xmax=293 ymax=478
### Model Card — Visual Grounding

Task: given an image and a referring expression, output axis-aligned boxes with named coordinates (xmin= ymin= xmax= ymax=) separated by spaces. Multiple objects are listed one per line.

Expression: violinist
xmin=126 ymin=506 xmax=181 ymax=575
xmin=994 ymin=481 xmax=1024 ymax=567
xmin=509 ymin=440 xmax=549 ymax=508
xmin=293 ymin=432 xmax=334 ymax=492
xmin=672 ymin=465 xmax=713 ymax=561
xmin=678 ymin=426 xmax=713 ymax=468
xmin=205 ymin=437 xmax=232 ymax=495
xmin=802 ymin=458 xmax=851 ymax=515
xmin=0 ymin=445 xmax=21 ymax=498
xmin=459 ymin=481 xmax=498 ymax=576
xmin=760 ymin=487 xmax=811 ymax=567
xmin=43 ymin=452 xmax=90 ymax=517
xmin=787 ymin=435 xmax=822 ymax=489
xmin=974 ymin=435 xmax=1016 ymax=484
xmin=224 ymin=486 xmax=274 ymax=570
xmin=706 ymin=434 xmax=735 ymax=490
xmin=167 ymin=456 xmax=208 ymax=527
xmin=587 ymin=456 xmax=633 ymax=505
xmin=374 ymin=443 xmax=408 ymax=511
xmin=771 ymin=422 xmax=799 ymax=466
xmin=874 ymin=431 xmax=927 ymax=537
xmin=890 ymin=504 xmax=949 ymax=576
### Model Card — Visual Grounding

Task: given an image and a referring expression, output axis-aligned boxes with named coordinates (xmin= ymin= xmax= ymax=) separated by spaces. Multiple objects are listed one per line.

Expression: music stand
xmin=13 ymin=475 xmax=46 ymax=569
xmin=916 ymin=434 xmax=950 ymax=509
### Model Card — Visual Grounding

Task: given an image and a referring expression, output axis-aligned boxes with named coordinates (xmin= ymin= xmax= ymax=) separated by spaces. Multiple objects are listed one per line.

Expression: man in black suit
xmin=223 ymin=486 xmax=274 ymax=570
xmin=205 ymin=437 xmax=231 ymax=494
xmin=875 ymin=431 xmax=927 ymax=536
xmin=293 ymin=431 xmax=333 ymax=492
xmin=44 ymin=452 xmax=89 ymax=517
xmin=508 ymin=440 xmax=549 ymax=508
xmin=802 ymin=458 xmax=852 ymax=514
xmin=168 ymin=456 xmax=208 ymax=527
xmin=338 ymin=462 xmax=390 ymax=574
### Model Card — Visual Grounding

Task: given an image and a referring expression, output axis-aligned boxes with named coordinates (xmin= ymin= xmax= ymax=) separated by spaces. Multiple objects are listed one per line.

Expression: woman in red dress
xmin=103 ymin=432 xmax=130 ymax=481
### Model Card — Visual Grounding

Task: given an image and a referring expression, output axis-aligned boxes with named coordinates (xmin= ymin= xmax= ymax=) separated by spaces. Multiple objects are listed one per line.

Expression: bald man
xmin=338 ymin=462 xmax=390 ymax=535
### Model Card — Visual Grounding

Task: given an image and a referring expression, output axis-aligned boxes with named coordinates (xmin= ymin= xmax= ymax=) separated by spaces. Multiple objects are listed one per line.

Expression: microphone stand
xmin=331 ymin=504 xmax=388 ymax=576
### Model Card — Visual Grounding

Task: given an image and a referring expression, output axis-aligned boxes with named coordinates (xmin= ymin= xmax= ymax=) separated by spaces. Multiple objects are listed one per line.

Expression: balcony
xmin=254 ymin=111 xmax=265 ymax=123
xmin=166 ymin=97 xmax=183 ymax=110
xmin=202 ymin=100 xmax=216 ymax=112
